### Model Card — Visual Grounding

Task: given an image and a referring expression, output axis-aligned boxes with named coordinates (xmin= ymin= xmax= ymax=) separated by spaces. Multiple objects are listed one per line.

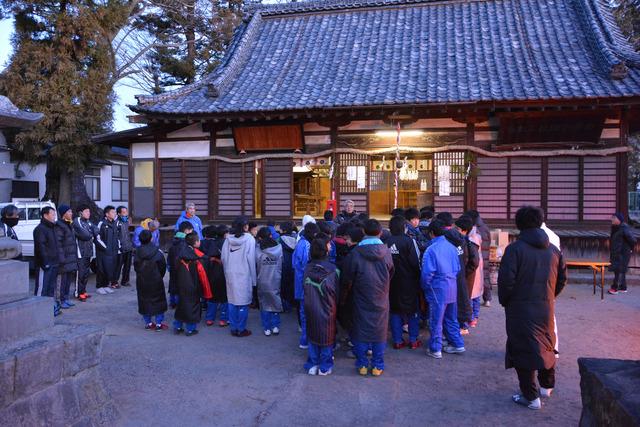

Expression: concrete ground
xmin=44 ymin=272 xmax=640 ymax=427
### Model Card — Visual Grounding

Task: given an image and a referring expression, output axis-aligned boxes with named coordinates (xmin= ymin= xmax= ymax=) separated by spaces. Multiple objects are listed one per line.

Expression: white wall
xmin=93 ymin=161 xmax=128 ymax=209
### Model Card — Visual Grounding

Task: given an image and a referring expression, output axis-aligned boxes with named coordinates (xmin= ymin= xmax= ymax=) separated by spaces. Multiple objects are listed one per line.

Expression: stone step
xmin=0 ymin=297 xmax=53 ymax=343
xmin=0 ymin=259 xmax=29 ymax=304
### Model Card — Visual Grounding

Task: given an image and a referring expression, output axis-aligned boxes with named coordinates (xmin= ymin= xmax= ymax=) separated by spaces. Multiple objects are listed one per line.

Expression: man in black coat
xmin=54 ymin=205 xmax=79 ymax=309
xmin=115 ymin=206 xmax=133 ymax=287
xmin=134 ymin=230 xmax=167 ymax=330
xmin=73 ymin=205 xmax=95 ymax=301
xmin=498 ymin=206 xmax=567 ymax=410
xmin=95 ymin=206 xmax=120 ymax=294
xmin=608 ymin=212 xmax=637 ymax=295
xmin=386 ymin=215 xmax=422 ymax=350
xmin=34 ymin=206 xmax=61 ymax=315
xmin=341 ymin=219 xmax=394 ymax=376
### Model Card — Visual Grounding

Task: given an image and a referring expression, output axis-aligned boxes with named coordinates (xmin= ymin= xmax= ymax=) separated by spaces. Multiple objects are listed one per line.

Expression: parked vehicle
xmin=0 ymin=200 xmax=56 ymax=258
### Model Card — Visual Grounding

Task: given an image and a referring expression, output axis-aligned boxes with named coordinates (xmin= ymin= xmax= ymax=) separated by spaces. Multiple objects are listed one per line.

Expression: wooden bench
xmin=566 ymin=260 xmax=610 ymax=300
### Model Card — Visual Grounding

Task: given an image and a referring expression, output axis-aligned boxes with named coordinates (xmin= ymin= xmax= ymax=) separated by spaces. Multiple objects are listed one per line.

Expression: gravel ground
xmin=45 ymin=272 xmax=640 ymax=427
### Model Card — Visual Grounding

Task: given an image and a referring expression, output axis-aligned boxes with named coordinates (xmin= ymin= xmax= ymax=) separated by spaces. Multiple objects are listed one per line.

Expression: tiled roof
xmin=0 ymin=96 xmax=44 ymax=129
xmin=132 ymin=0 xmax=640 ymax=116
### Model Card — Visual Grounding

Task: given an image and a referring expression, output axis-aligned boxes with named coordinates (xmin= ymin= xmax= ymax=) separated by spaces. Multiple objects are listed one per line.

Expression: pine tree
xmin=0 ymin=0 xmax=134 ymax=215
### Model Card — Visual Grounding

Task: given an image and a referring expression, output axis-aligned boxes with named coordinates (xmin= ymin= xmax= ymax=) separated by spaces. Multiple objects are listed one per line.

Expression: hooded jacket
xmin=55 ymin=219 xmax=79 ymax=273
xmin=221 ymin=233 xmax=257 ymax=306
xmin=279 ymin=234 xmax=297 ymax=305
xmin=386 ymin=234 xmax=421 ymax=314
xmin=134 ymin=243 xmax=167 ymax=316
xmin=292 ymin=235 xmax=311 ymax=300
xmin=73 ymin=217 xmax=95 ymax=259
xmin=175 ymin=211 xmax=203 ymax=239
xmin=341 ymin=237 xmax=394 ymax=343
xmin=498 ymin=227 xmax=567 ymax=371
xmin=256 ymin=240 xmax=283 ymax=312
xmin=33 ymin=219 xmax=59 ymax=268
xmin=609 ymin=222 xmax=637 ymax=274
xmin=421 ymin=235 xmax=460 ymax=305
xmin=174 ymin=245 xmax=204 ymax=323
xmin=445 ymin=228 xmax=476 ymax=324
xmin=304 ymin=259 xmax=339 ymax=346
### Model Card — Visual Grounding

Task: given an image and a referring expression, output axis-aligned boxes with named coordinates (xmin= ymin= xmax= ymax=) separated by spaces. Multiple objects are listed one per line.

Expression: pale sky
xmin=0 ymin=18 xmax=140 ymax=132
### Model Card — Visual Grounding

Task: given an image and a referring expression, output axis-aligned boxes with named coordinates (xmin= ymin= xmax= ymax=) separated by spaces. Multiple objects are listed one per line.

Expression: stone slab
xmin=0 ymin=259 xmax=29 ymax=304
xmin=0 ymin=296 xmax=54 ymax=342
xmin=578 ymin=357 xmax=640 ymax=427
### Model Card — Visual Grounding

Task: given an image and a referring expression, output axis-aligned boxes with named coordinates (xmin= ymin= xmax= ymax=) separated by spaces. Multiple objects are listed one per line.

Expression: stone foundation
xmin=0 ymin=324 xmax=118 ymax=426
xmin=578 ymin=357 xmax=640 ymax=427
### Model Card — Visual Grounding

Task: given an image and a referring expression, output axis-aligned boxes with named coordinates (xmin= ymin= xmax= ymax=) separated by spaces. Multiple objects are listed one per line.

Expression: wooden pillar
xmin=154 ymin=136 xmax=160 ymax=219
xmin=331 ymin=125 xmax=340 ymax=209
xmin=464 ymin=122 xmax=477 ymax=212
xmin=541 ymin=157 xmax=549 ymax=216
xmin=506 ymin=157 xmax=512 ymax=220
xmin=618 ymin=109 xmax=630 ymax=217
xmin=208 ymin=127 xmax=217 ymax=221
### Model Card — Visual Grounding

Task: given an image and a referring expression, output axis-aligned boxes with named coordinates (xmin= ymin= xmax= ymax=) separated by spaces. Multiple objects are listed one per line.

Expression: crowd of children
xmin=136 ymin=201 xmax=493 ymax=378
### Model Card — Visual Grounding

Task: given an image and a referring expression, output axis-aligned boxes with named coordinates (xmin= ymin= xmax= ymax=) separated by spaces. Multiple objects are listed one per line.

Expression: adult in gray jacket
xmin=116 ymin=206 xmax=133 ymax=287
xmin=221 ymin=216 xmax=256 ymax=337
xmin=73 ymin=205 xmax=95 ymax=301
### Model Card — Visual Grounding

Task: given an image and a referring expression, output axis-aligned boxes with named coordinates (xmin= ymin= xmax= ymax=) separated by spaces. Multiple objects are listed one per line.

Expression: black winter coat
xmin=337 ymin=245 xmax=356 ymax=332
xmin=609 ymin=223 xmax=637 ymax=273
xmin=498 ymin=228 xmax=567 ymax=371
xmin=445 ymin=229 xmax=475 ymax=324
xmin=167 ymin=237 xmax=187 ymax=296
xmin=304 ymin=259 xmax=339 ymax=346
xmin=174 ymin=246 xmax=204 ymax=324
xmin=279 ymin=234 xmax=297 ymax=305
xmin=134 ymin=244 xmax=167 ymax=316
xmin=341 ymin=240 xmax=394 ymax=343
xmin=73 ymin=217 xmax=95 ymax=258
xmin=55 ymin=220 xmax=78 ymax=273
xmin=33 ymin=219 xmax=59 ymax=268
xmin=200 ymin=238 xmax=227 ymax=303
xmin=386 ymin=234 xmax=421 ymax=314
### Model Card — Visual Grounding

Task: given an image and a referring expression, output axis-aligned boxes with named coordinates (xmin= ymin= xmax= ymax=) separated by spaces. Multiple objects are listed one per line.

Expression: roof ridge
xmin=136 ymin=14 xmax=263 ymax=106
xmin=244 ymin=0 xmax=463 ymax=16
xmin=589 ymin=0 xmax=640 ymax=67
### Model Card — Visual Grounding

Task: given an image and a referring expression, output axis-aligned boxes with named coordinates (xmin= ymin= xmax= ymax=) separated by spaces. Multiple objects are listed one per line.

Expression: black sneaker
xmin=145 ymin=323 xmax=153 ymax=330
xmin=174 ymin=328 xmax=184 ymax=335
xmin=185 ymin=329 xmax=199 ymax=337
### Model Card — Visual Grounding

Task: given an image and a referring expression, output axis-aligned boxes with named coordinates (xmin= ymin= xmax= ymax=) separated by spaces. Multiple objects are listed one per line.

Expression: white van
xmin=0 ymin=200 xmax=56 ymax=258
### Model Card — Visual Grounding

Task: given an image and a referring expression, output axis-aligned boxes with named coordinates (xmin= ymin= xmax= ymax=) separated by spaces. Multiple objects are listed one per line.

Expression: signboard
xmin=346 ymin=166 xmax=357 ymax=181
xmin=438 ymin=165 xmax=451 ymax=196
xmin=356 ymin=166 xmax=366 ymax=189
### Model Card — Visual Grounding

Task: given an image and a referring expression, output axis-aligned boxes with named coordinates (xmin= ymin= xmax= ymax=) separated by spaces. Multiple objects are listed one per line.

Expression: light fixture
xmin=375 ymin=130 xmax=424 ymax=138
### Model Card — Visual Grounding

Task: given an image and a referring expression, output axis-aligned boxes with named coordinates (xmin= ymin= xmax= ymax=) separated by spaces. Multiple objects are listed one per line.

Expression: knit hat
xmin=302 ymin=215 xmax=316 ymax=227
xmin=614 ymin=212 xmax=625 ymax=223
xmin=57 ymin=204 xmax=71 ymax=218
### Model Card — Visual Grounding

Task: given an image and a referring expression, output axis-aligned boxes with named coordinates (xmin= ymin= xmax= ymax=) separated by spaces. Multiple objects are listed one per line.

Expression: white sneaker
xmin=443 ymin=345 xmax=465 ymax=354
xmin=264 ymin=329 xmax=272 ymax=336
xmin=96 ymin=288 xmax=108 ymax=295
xmin=512 ymin=394 xmax=541 ymax=410
xmin=105 ymin=287 xmax=115 ymax=294
xmin=307 ymin=366 xmax=319 ymax=375
xmin=540 ymin=387 xmax=553 ymax=398
xmin=272 ymin=327 xmax=279 ymax=335
xmin=482 ymin=301 xmax=491 ymax=307
xmin=427 ymin=350 xmax=442 ymax=359
xmin=318 ymin=368 xmax=332 ymax=376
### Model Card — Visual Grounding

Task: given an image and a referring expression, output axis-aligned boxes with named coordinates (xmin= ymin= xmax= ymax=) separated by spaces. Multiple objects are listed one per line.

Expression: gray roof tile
xmin=132 ymin=0 xmax=640 ymax=116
